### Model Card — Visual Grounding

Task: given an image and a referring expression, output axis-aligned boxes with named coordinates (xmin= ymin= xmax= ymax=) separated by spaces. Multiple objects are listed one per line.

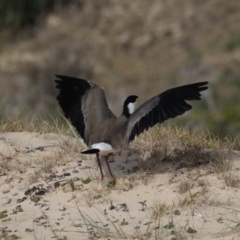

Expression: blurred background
xmin=0 ymin=0 xmax=240 ymax=137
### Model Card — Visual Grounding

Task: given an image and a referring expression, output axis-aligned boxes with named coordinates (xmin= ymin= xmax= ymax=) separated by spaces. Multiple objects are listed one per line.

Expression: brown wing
xmin=125 ymin=82 xmax=208 ymax=144
xmin=55 ymin=75 xmax=116 ymax=145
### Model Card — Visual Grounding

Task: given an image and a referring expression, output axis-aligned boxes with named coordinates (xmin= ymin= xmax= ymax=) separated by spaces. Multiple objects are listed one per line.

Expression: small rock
xmin=73 ymin=177 xmax=80 ymax=181
xmin=217 ymin=217 xmax=223 ymax=223
xmin=25 ymin=186 xmax=37 ymax=196
xmin=61 ymin=181 xmax=68 ymax=187
xmin=72 ymin=170 xmax=79 ymax=174
xmin=104 ymin=209 xmax=108 ymax=215
xmin=17 ymin=197 xmax=27 ymax=203
xmin=36 ymin=147 xmax=44 ymax=151
xmin=5 ymin=177 xmax=13 ymax=183
xmin=0 ymin=172 xmax=6 ymax=176
xmin=59 ymin=206 xmax=66 ymax=211
xmin=3 ymin=189 xmax=10 ymax=194
xmin=73 ymin=223 xmax=82 ymax=227
xmin=80 ymin=166 xmax=90 ymax=170
xmin=3 ymin=198 xmax=11 ymax=205
xmin=35 ymin=190 xmax=46 ymax=195
xmin=174 ymin=209 xmax=180 ymax=215
xmin=40 ymin=203 xmax=48 ymax=208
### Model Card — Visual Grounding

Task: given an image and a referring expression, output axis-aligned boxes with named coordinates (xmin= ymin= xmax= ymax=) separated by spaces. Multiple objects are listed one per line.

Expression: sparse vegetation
xmin=178 ymin=179 xmax=192 ymax=194
xmin=12 ymin=205 xmax=23 ymax=214
xmin=223 ymin=173 xmax=240 ymax=188
xmin=2 ymin=217 xmax=11 ymax=222
xmin=0 ymin=210 xmax=8 ymax=219
xmin=68 ymin=179 xmax=75 ymax=191
xmin=0 ymin=117 xmax=71 ymax=134
xmin=30 ymin=195 xmax=41 ymax=203
xmin=150 ymin=201 xmax=169 ymax=221
xmin=163 ymin=221 xmax=174 ymax=229
xmin=82 ymin=177 xmax=91 ymax=184
xmin=107 ymin=180 xmax=116 ymax=188
xmin=0 ymin=119 xmax=240 ymax=239
xmin=186 ymin=227 xmax=197 ymax=234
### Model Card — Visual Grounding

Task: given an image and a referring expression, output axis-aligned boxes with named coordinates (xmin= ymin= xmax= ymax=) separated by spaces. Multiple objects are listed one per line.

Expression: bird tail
xmin=81 ymin=149 xmax=100 ymax=154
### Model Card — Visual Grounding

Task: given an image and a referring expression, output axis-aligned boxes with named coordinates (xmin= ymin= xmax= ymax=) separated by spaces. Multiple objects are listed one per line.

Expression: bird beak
xmin=136 ymin=98 xmax=141 ymax=107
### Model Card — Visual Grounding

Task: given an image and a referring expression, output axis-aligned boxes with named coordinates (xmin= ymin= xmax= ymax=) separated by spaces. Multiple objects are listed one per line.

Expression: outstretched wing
xmin=55 ymin=75 xmax=116 ymax=145
xmin=125 ymin=82 xmax=208 ymax=144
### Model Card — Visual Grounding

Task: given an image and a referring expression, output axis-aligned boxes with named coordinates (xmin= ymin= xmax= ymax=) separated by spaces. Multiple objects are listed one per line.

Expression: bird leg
xmin=105 ymin=153 xmax=115 ymax=180
xmin=96 ymin=152 xmax=104 ymax=180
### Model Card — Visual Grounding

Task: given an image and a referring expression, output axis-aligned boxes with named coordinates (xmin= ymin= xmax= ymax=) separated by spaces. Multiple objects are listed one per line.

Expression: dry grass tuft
xmin=113 ymin=170 xmax=150 ymax=192
xmin=178 ymin=179 xmax=192 ymax=194
xmin=222 ymin=172 xmax=240 ymax=188
xmin=177 ymin=184 xmax=222 ymax=208
xmin=133 ymin=124 xmax=237 ymax=177
xmin=177 ymin=185 xmax=210 ymax=207
xmin=0 ymin=117 xmax=72 ymax=135
xmin=150 ymin=201 xmax=169 ymax=220
xmin=212 ymin=158 xmax=233 ymax=174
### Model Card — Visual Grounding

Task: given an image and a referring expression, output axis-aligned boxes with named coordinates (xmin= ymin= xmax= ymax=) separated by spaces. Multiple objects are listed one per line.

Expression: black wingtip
xmin=81 ymin=148 xmax=100 ymax=154
xmin=55 ymin=74 xmax=73 ymax=79
xmin=55 ymin=75 xmax=75 ymax=82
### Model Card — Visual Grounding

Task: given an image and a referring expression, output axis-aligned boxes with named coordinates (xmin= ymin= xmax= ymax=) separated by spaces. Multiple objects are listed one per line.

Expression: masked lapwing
xmin=55 ymin=75 xmax=208 ymax=180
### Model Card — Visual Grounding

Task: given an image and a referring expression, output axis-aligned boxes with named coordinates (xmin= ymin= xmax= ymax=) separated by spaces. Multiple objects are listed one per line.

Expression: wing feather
xmin=55 ymin=75 xmax=91 ymax=143
xmin=55 ymin=75 xmax=116 ymax=145
xmin=125 ymin=82 xmax=208 ymax=144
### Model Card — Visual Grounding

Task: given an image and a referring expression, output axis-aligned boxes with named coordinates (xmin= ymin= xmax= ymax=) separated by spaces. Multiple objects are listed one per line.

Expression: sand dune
xmin=0 ymin=132 xmax=240 ymax=239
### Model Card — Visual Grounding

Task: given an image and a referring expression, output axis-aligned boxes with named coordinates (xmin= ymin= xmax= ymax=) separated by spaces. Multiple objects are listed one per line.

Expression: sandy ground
xmin=0 ymin=132 xmax=240 ymax=240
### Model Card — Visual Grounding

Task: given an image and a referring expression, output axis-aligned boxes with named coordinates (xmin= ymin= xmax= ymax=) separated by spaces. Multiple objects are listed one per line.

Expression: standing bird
xmin=55 ymin=75 xmax=208 ymax=180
